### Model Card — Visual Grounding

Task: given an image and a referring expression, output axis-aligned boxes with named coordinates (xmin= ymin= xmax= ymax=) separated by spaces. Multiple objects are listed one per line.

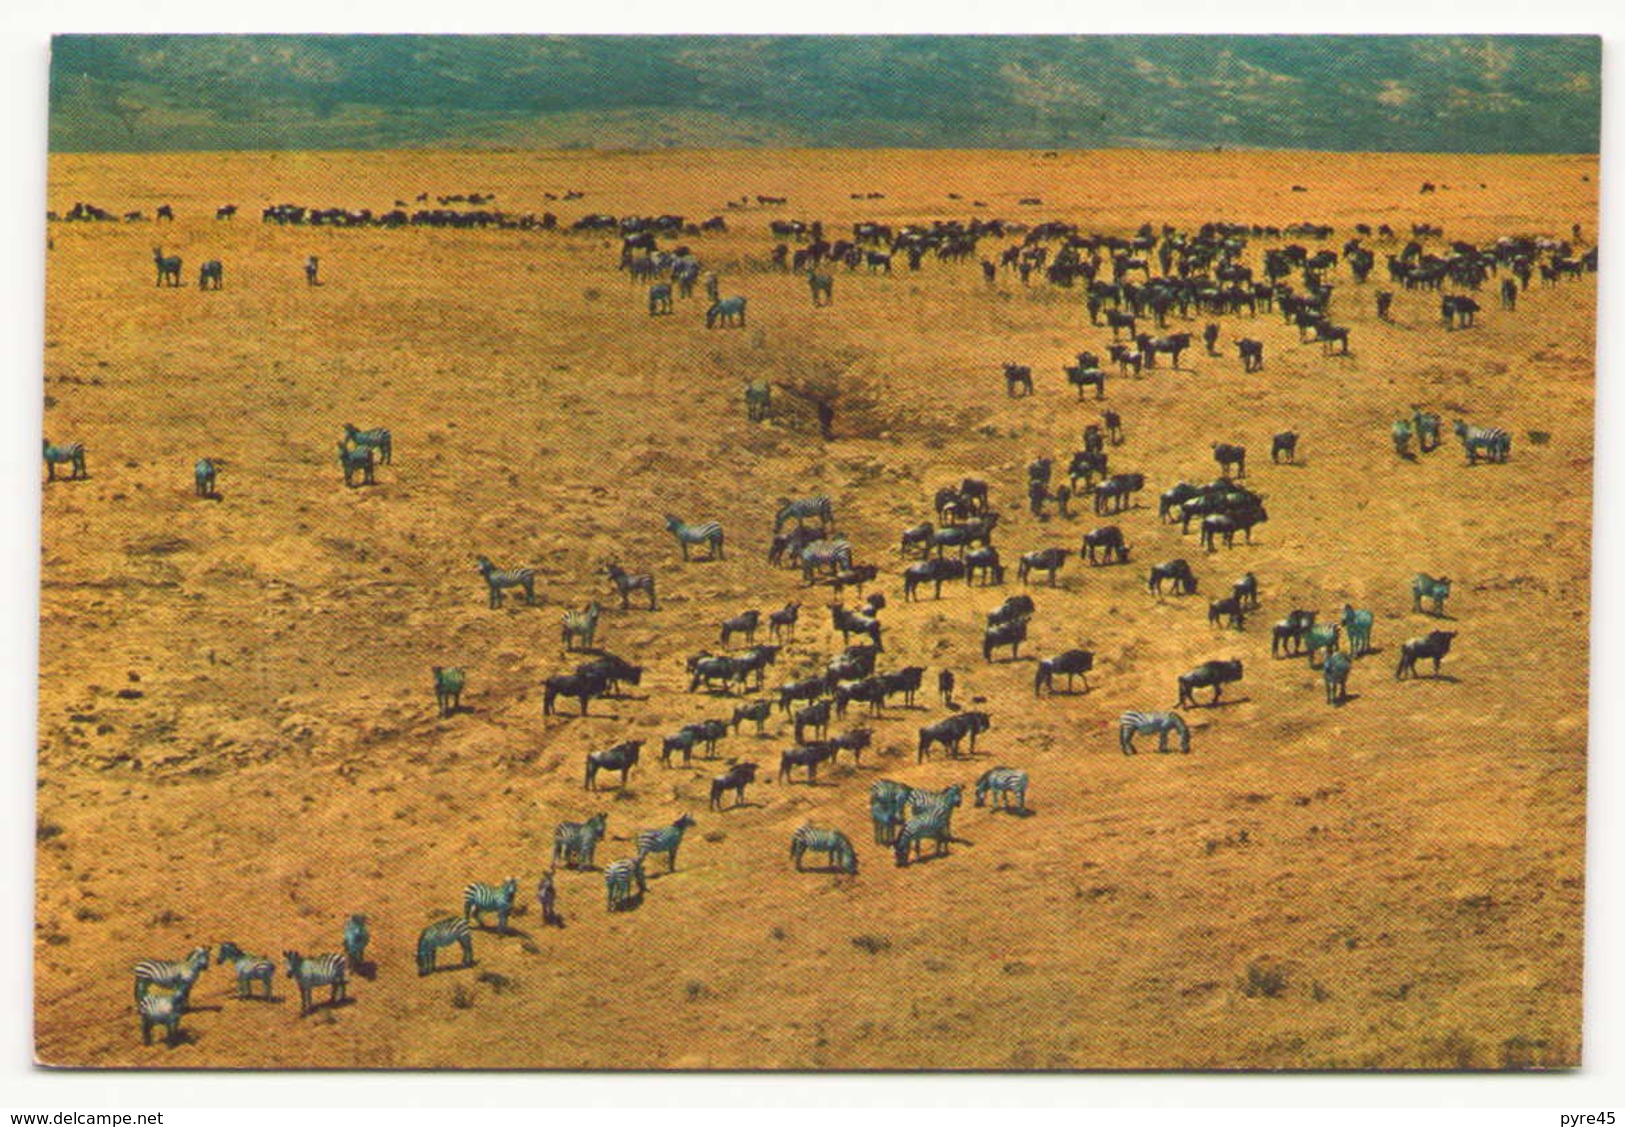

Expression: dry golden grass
xmin=38 ymin=149 xmax=1594 ymax=1069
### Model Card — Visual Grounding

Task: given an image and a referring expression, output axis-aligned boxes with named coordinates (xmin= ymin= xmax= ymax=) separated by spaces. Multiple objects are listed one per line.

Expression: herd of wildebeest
xmin=43 ymin=181 xmax=1595 ymax=1047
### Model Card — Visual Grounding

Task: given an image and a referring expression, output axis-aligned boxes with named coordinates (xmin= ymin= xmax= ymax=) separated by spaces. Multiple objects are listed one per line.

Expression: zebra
xmin=636 ymin=813 xmax=698 ymax=872
xmin=1412 ymin=573 xmax=1452 ymax=615
xmin=476 ymin=557 xmax=535 ymax=608
xmin=553 ymin=812 xmax=608 ymax=869
xmin=665 ymin=514 xmax=724 ymax=561
xmin=216 ymin=942 xmax=276 ymax=1000
xmin=1396 ymin=631 xmax=1456 ymax=679
xmin=432 ymin=666 xmax=465 ymax=717
xmin=744 ymin=379 xmax=772 ymax=422
xmin=343 ymin=423 xmax=393 ymax=464
xmin=562 ymin=601 xmax=602 ymax=651
xmin=137 ymin=992 xmax=185 ymax=1046
xmin=775 ymin=495 xmax=834 ymax=533
xmin=800 ymin=539 xmax=854 ymax=583
xmin=283 ymin=950 xmax=348 ymax=1016
xmin=193 ymin=458 xmax=218 ymax=497
xmin=705 ymin=296 xmax=747 ymax=328
xmin=342 ymin=914 xmax=369 ymax=970
xmin=198 ymin=260 xmax=224 ymax=289
xmin=153 ymin=246 xmax=182 ymax=286
xmin=648 ymin=282 xmax=673 ymax=315
xmin=1454 ymin=420 xmax=1512 ymax=465
xmin=809 ymin=272 xmax=834 ymax=307
xmin=1034 ymin=650 xmax=1093 ymax=695
xmin=870 ymin=779 xmax=912 ymax=843
xmin=42 ymin=440 xmax=87 ymax=482
xmin=790 ymin=825 xmax=858 ymax=873
xmin=1340 ymin=605 xmax=1374 ymax=656
xmin=416 ymin=917 xmax=473 ymax=976
xmin=1391 ymin=418 xmax=1414 ymax=458
xmin=605 ymin=563 xmax=657 ymax=610
xmin=337 ymin=442 xmax=375 ymax=487
xmin=1119 ymin=710 xmax=1190 ymax=754
xmin=1302 ymin=624 xmax=1340 ymax=668
xmin=133 ymin=946 xmax=210 ymax=1009
xmin=1323 ymin=651 xmax=1353 ymax=704
xmin=1177 ymin=659 xmax=1244 ymax=708
xmin=1413 ymin=410 xmax=1442 ymax=453
xmin=894 ymin=785 xmax=963 ymax=866
xmin=463 ymin=877 xmax=519 ymax=932
xmin=585 ymin=740 xmax=642 ymax=791
xmin=605 ymin=857 xmax=647 ymax=911
xmin=975 ymin=766 xmax=1029 ymax=812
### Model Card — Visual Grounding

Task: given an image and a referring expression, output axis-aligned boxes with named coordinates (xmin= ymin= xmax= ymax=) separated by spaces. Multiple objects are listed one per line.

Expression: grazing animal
xmin=605 ymin=563 xmax=657 ymax=610
xmin=342 ymin=915 xmax=369 ymax=971
xmin=1003 ymin=363 xmax=1034 ymax=397
xmin=1034 ymin=650 xmax=1094 ymax=695
xmin=1323 ymin=651 xmax=1352 ymax=703
xmin=537 ymin=872 xmax=559 ymax=927
xmin=198 ymin=260 xmax=224 ymax=289
xmin=829 ymin=603 xmax=883 ymax=649
xmin=916 ymin=711 xmax=991 ymax=763
xmin=648 ymin=283 xmax=673 ymax=315
xmin=744 ymin=379 xmax=773 ymax=422
xmin=343 ymin=424 xmax=392 ymax=464
xmin=1302 ymin=624 xmax=1341 ymax=668
xmin=1454 ymin=420 xmax=1512 ymax=464
xmin=963 ymin=546 xmax=1003 ymax=588
xmin=193 ymin=458 xmax=218 ymax=497
xmin=1203 ymin=321 xmax=1221 ymax=355
xmin=827 ymin=727 xmax=874 ymax=764
xmin=553 ymin=812 xmax=608 ymax=870
xmin=1212 ymin=443 xmax=1247 ymax=479
xmin=1396 ymin=631 xmax=1457 ymax=679
xmin=1119 ymin=710 xmax=1190 ymax=754
xmin=1208 ymin=596 xmax=1246 ymax=630
xmin=217 ymin=942 xmax=276 ymax=1001
xmin=1232 ymin=572 xmax=1259 ymax=608
xmin=1018 ymin=547 xmax=1071 ymax=586
xmin=1093 ymin=473 xmax=1145 ymax=515
xmin=543 ymin=668 xmax=610 ymax=716
xmin=660 ymin=727 xmax=699 ymax=767
xmin=1082 ymin=525 xmax=1129 ymax=565
xmin=1065 ymin=364 xmax=1107 ymax=400
xmin=988 ymin=595 xmax=1035 ymax=629
xmin=779 ymin=742 xmax=838 ymax=784
xmin=767 ymin=601 xmax=800 ymax=641
xmin=790 ymin=825 xmax=858 ymax=873
xmin=431 ymin=665 xmax=465 ymax=717
xmin=709 ymin=762 xmax=759 ymax=810
xmin=799 ymin=538 xmax=854 ymax=582
xmin=705 ymin=296 xmax=748 ymax=327
xmin=809 ymin=272 xmax=834 ymax=307
xmin=416 ymin=918 xmax=474 ymax=976
xmin=870 ymin=779 xmax=912 ymax=843
xmin=585 ymin=740 xmax=642 ymax=791
xmin=42 ymin=440 xmax=87 ymax=482
xmin=463 ymin=877 xmax=519 ymax=932
xmin=304 ymin=255 xmax=320 ymax=286
xmin=983 ymin=618 xmax=1027 ymax=662
xmin=337 ymin=443 xmax=375 ymax=486
xmin=604 ymin=858 xmax=647 ymax=911
xmin=1413 ymin=410 xmax=1442 ymax=453
xmin=133 ymin=947 xmax=210 ymax=1009
xmin=1271 ymin=432 xmax=1298 ymax=463
xmin=1391 ymin=418 xmax=1414 ymax=457
xmin=476 ymin=557 xmax=535 ymax=608
xmin=1412 ymin=573 xmax=1452 ymax=615
xmin=1177 ymin=659 xmax=1244 ymax=708
xmin=283 ymin=951 xmax=348 ymax=1016
xmin=636 ymin=813 xmax=698 ymax=872
xmin=153 ymin=247 xmax=182 ymax=286
xmin=1236 ymin=338 xmax=1264 ymax=372
xmin=1271 ymin=610 xmax=1317 ymax=657
xmin=794 ymin=698 xmax=832 ymax=744
xmin=1340 ymin=605 xmax=1375 ymax=656
xmin=665 ymin=515 xmax=725 ymax=561
xmin=975 ymin=766 xmax=1029 ymax=811
xmin=138 ymin=993 xmax=185 ymax=1046
xmin=1149 ymin=559 xmax=1198 ymax=596
xmin=719 ymin=609 xmax=761 ymax=647
xmin=776 ymin=495 xmax=834 ymax=533
xmin=731 ymin=699 xmax=774 ymax=736
xmin=893 ymin=784 xmax=964 ymax=866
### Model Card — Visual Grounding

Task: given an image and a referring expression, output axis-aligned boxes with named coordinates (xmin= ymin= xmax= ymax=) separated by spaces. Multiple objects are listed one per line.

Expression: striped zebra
xmin=1413 ymin=409 xmax=1442 ymax=453
xmin=216 ymin=942 xmax=276 ymax=1000
xmin=1119 ymin=710 xmax=1190 ymax=754
xmin=283 ymin=950 xmax=348 ymax=1016
xmin=562 ymin=601 xmax=602 ymax=651
xmin=1413 ymin=573 xmax=1452 ymax=615
xmin=416 ymin=918 xmax=473 ymax=976
xmin=1340 ymin=605 xmax=1374 ymax=656
xmin=198 ymin=259 xmax=224 ymax=289
xmin=665 ymin=514 xmax=725 ymax=561
xmin=554 ymin=812 xmax=608 ymax=869
xmin=1323 ymin=651 xmax=1353 ymax=704
xmin=605 ymin=857 xmax=647 ymax=911
xmin=194 ymin=458 xmax=217 ymax=497
xmin=635 ymin=813 xmax=697 ymax=873
xmin=133 ymin=946 xmax=210 ymax=1008
xmin=975 ymin=766 xmax=1030 ymax=812
xmin=775 ymin=495 xmax=834 ymax=533
xmin=605 ymin=562 xmax=657 ymax=610
xmin=870 ymin=779 xmax=912 ymax=844
xmin=432 ymin=666 xmax=465 ymax=717
xmin=138 ymin=992 xmax=185 ymax=1046
xmin=343 ymin=423 xmax=393 ymax=464
xmin=894 ymin=785 xmax=963 ymax=866
xmin=1454 ymin=419 xmax=1511 ymax=464
xmin=342 ymin=914 xmax=369 ymax=970
xmin=1390 ymin=419 xmax=1413 ymax=458
xmin=790 ymin=825 xmax=858 ymax=873
xmin=463 ymin=877 xmax=519 ymax=932
xmin=42 ymin=439 xmax=87 ymax=482
xmin=796 ymin=538 xmax=853 ymax=583
xmin=476 ymin=557 xmax=536 ymax=608
xmin=337 ymin=442 xmax=375 ymax=487
xmin=745 ymin=379 xmax=773 ymax=422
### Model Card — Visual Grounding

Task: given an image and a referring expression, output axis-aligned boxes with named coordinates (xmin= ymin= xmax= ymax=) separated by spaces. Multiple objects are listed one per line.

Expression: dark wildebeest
xmin=584 ymin=740 xmax=642 ymax=791
xmin=1148 ymin=559 xmax=1198 ymax=596
xmin=1177 ymin=659 xmax=1244 ymax=708
xmin=1396 ymin=631 xmax=1456 ymax=680
xmin=1213 ymin=442 xmax=1247 ymax=479
xmin=1017 ymin=547 xmax=1071 ymax=587
xmin=1004 ymin=363 xmax=1034 ymax=398
xmin=1082 ymin=525 xmax=1129 ymax=565
xmin=1271 ymin=432 xmax=1298 ymax=463
xmin=709 ymin=762 xmax=760 ymax=809
xmin=983 ymin=618 xmax=1028 ymax=662
xmin=1207 ymin=596 xmax=1246 ymax=630
xmin=1034 ymin=650 xmax=1093 ymax=695
xmin=1236 ymin=338 xmax=1264 ymax=372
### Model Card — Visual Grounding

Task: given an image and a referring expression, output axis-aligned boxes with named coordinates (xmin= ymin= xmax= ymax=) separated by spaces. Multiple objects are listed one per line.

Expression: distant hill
xmin=48 ymin=35 xmax=1601 ymax=154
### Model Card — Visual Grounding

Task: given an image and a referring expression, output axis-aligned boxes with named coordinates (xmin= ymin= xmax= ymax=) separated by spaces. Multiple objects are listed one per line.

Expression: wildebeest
xmin=903 ymin=556 xmax=966 ymax=600
xmin=1017 ymin=547 xmax=1071 ymax=587
xmin=1082 ymin=525 xmax=1129 ymax=565
xmin=1064 ymin=363 xmax=1107 ymax=400
xmin=709 ymin=762 xmax=759 ymax=809
xmin=1236 ymin=338 xmax=1264 ymax=372
xmin=719 ymin=609 xmax=761 ymax=648
xmin=1177 ymin=659 xmax=1244 ymax=708
xmin=152 ymin=247 xmax=182 ymax=286
xmin=1208 ymin=596 xmax=1246 ymax=630
xmin=1212 ymin=443 xmax=1247 ymax=479
xmin=794 ymin=698 xmax=832 ymax=744
xmin=983 ymin=618 xmax=1027 ymax=662
xmin=1093 ymin=473 xmax=1145 ymax=515
xmin=1396 ymin=631 xmax=1456 ymax=679
xmin=584 ymin=740 xmax=642 ymax=791
xmin=809 ymin=272 xmax=834 ymax=307
xmin=778 ymin=743 xmax=837 ymax=785
xmin=1232 ymin=571 xmax=1259 ymax=608
xmin=1034 ymin=650 xmax=1093 ymax=695
xmin=988 ymin=594 xmax=1035 ymax=628
xmin=1003 ymin=363 xmax=1034 ymax=398
xmin=917 ymin=711 xmax=991 ymax=762
xmin=1271 ymin=432 xmax=1298 ymax=463
xmin=1148 ymin=559 xmax=1198 ymax=596
xmin=198 ymin=260 xmax=224 ymax=290
xmin=1271 ymin=610 xmax=1317 ymax=657
xmin=768 ymin=601 xmax=800 ymax=641
xmin=829 ymin=603 xmax=883 ymax=649
xmin=604 ymin=562 xmax=657 ymax=610
xmin=705 ymin=296 xmax=747 ymax=328
xmin=963 ymin=546 xmax=1004 ymax=587
xmin=648 ymin=283 xmax=673 ymax=315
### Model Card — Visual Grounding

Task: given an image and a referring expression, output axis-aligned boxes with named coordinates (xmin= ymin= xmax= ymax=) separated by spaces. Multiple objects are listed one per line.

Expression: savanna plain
xmin=36 ymin=149 xmax=1595 ymax=1069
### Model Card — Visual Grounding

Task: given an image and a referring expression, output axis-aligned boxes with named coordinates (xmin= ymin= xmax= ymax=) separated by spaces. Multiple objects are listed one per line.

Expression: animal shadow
xmin=299 ymin=996 xmax=356 ymax=1018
